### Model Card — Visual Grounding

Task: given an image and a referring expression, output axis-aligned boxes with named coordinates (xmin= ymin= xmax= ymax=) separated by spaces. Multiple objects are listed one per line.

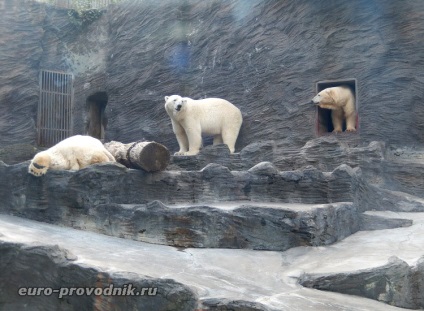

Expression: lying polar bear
xmin=28 ymin=135 xmax=115 ymax=176
xmin=165 ymin=95 xmax=243 ymax=156
xmin=311 ymin=85 xmax=356 ymax=133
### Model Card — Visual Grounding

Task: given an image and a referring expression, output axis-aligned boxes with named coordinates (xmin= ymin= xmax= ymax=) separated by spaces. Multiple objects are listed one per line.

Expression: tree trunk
xmin=104 ymin=141 xmax=170 ymax=172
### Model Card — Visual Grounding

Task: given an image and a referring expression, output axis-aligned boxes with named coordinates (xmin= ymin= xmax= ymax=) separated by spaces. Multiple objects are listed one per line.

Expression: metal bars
xmin=37 ymin=70 xmax=74 ymax=147
xmin=39 ymin=0 xmax=113 ymax=10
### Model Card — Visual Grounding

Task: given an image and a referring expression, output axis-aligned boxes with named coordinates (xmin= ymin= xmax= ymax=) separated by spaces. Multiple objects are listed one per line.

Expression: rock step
xmin=0 ymin=161 xmax=357 ymax=211
xmin=1 ymin=198 xmax=411 ymax=251
xmin=169 ymin=138 xmax=383 ymax=172
xmin=380 ymin=160 xmax=424 ymax=199
xmin=356 ymin=184 xmax=424 ymax=213
xmin=0 ymin=214 xmax=410 ymax=311
xmin=168 ymin=141 xmax=424 ymax=203
xmin=298 ymin=211 xmax=424 ymax=310
xmin=354 ymin=181 xmax=424 ymax=212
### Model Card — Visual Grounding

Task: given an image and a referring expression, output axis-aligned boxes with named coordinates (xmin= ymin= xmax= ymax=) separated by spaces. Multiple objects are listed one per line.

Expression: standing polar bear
xmin=164 ymin=95 xmax=243 ymax=156
xmin=311 ymin=85 xmax=356 ymax=133
xmin=28 ymin=135 xmax=115 ymax=176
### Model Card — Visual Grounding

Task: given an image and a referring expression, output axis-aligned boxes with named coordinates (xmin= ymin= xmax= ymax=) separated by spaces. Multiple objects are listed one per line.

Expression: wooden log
xmin=104 ymin=141 xmax=170 ymax=172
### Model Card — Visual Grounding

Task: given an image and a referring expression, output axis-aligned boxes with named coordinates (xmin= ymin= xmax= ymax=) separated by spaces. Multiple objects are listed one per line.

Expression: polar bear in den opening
xmin=28 ymin=135 xmax=115 ymax=176
xmin=164 ymin=95 xmax=243 ymax=156
xmin=311 ymin=85 xmax=356 ymax=133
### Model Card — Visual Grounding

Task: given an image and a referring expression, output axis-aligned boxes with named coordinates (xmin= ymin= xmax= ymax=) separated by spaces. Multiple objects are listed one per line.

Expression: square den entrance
xmin=315 ymin=78 xmax=358 ymax=135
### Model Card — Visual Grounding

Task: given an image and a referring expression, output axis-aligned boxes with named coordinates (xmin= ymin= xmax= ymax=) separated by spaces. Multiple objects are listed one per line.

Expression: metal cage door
xmin=37 ymin=70 xmax=73 ymax=147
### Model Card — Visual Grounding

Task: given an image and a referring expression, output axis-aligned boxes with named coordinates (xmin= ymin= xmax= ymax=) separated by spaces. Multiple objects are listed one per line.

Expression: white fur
xmin=164 ymin=95 xmax=243 ymax=155
xmin=312 ymin=86 xmax=356 ymax=132
xmin=28 ymin=135 xmax=115 ymax=176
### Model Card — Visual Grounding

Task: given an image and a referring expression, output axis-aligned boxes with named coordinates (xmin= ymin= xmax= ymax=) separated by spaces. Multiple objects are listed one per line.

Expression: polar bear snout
xmin=311 ymin=94 xmax=321 ymax=104
xmin=164 ymin=95 xmax=186 ymax=113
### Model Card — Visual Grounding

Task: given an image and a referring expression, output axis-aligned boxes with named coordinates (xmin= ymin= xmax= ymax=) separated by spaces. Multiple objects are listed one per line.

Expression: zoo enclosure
xmin=36 ymin=0 xmax=115 ymax=9
xmin=37 ymin=70 xmax=74 ymax=147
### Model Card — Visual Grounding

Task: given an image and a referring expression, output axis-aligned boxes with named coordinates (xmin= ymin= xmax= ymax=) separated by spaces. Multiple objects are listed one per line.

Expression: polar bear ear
xmin=182 ymin=98 xmax=188 ymax=105
xmin=164 ymin=96 xmax=169 ymax=102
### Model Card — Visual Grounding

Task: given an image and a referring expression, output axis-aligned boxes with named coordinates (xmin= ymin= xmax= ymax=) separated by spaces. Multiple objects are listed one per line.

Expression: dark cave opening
xmin=86 ymin=92 xmax=108 ymax=140
xmin=315 ymin=79 xmax=358 ymax=135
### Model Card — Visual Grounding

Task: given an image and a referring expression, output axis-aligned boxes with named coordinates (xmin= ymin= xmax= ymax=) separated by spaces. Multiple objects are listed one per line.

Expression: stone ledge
xmin=75 ymin=201 xmax=362 ymax=251
xmin=0 ymin=241 xmax=197 ymax=311
xmin=0 ymin=214 xmax=410 ymax=311
xmin=0 ymin=199 xmax=412 ymax=251
xmin=168 ymin=138 xmax=385 ymax=173
xmin=355 ymin=184 xmax=424 ymax=213
xmin=0 ymin=161 xmax=357 ymax=210
xmin=300 ymin=256 xmax=424 ymax=309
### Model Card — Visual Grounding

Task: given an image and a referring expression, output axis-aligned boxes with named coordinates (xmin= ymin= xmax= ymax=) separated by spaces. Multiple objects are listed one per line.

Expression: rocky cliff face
xmin=104 ymin=0 xmax=424 ymax=150
xmin=1 ymin=0 xmax=424 ymax=158
xmin=1 ymin=1 xmax=424 ymax=310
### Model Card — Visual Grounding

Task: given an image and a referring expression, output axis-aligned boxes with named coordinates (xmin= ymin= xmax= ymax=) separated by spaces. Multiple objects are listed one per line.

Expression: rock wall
xmin=1 ymin=0 xmax=424 ymax=160
xmin=301 ymin=256 xmax=424 ymax=309
xmin=0 ymin=242 xmax=197 ymax=311
xmin=0 ymin=0 xmax=44 ymax=146
xmin=0 ymin=160 xmax=357 ymax=212
xmin=1 ymin=2 xmax=424 ymax=309
xmin=102 ymin=0 xmax=424 ymax=150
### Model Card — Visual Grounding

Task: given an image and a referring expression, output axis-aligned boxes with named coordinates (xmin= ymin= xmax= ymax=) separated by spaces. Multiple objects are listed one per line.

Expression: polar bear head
xmin=28 ymin=151 xmax=51 ymax=176
xmin=311 ymin=88 xmax=337 ymax=110
xmin=164 ymin=95 xmax=188 ymax=114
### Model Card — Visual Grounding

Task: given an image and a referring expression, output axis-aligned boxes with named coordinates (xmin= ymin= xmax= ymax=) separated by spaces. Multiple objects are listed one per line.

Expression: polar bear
xmin=311 ymin=86 xmax=356 ymax=133
xmin=28 ymin=135 xmax=115 ymax=176
xmin=164 ymin=95 xmax=243 ymax=155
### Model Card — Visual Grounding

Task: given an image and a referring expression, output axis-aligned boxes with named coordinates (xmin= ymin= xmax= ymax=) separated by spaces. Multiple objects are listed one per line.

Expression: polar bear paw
xmin=183 ymin=151 xmax=199 ymax=156
xmin=175 ymin=151 xmax=198 ymax=156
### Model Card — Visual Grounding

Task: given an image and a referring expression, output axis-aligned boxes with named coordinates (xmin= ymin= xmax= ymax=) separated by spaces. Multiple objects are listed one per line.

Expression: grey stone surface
xmin=1 ymin=1 xmax=424 ymax=309
xmin=0 ymin=241 xmax=197 ymax=311
xmin=26 ymin=201 xmax=366 ymax=251
xmin=168 ymin=137 xmax=385 ymax=172
xmin=0 ymin=214 xmax=413 ymax=311
xmin=1 ymin=0 xmax=424 ymax=154
xmin=301 ymin=256 xmax=424 ymax=309
xmin=360 ymin=213 xmax=412 ymax=231
xmin=381 ymin=161 xmax=424 ymax=198
xmin=0 ymin=160 xmax=357 ymax=210
xmin=0 ymin=175 xmax=411 ymax=252
xmin=0 ymin=159 xmax=366 ymax=251
xmin=356 ymin=184 xmax=424 ymax=213
xmin=0 ymin=144 xmax=39 ymax=165
xmin=201 ymin=298 xmax=272 ymax=311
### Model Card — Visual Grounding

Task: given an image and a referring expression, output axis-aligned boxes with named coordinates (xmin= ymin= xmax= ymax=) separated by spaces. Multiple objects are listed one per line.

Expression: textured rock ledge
xmin=286 ymin=211 xmax=424 ymax=310
xmin=356 ymin=184 xmax=424 ymax=213
xmin=169 ymin=138 xmax=385 ymax=173
xmin=17 ymin=201 xmax=364 ymax=251
xmin=0 ymin=193 xmax=411 ymax=251
xmin=0 ymin=241 xmax=197 ymax=311
xmin=0 ymin=160 xmax=357 ymax=210
xmin=169 ymin=140 xmax=424 ymax=209
xmin=300 ymin=256 xmax=424 ymax=309
xmin=89 ymin=201 xmax=410 ymax=250
xmin=0 ymin=215 xmax=408 ymax=311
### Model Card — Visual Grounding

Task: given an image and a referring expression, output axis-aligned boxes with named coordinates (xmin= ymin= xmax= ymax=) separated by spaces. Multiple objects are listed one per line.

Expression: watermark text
xmin=18 ymin=284 xmax=157 ymax=299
